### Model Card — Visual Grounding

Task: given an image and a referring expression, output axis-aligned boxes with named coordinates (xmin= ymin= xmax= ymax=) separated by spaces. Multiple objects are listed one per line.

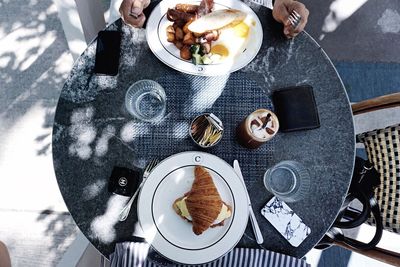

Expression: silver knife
xmin=233 ymin=160 xmax=264 ymax=244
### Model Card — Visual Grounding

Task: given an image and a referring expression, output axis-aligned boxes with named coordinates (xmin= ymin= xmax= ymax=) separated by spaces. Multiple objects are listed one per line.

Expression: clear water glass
xmin=125 ymin=80 xmax=166 ymax=122
xmin=263 ymin=160 xmax=310 ymax=202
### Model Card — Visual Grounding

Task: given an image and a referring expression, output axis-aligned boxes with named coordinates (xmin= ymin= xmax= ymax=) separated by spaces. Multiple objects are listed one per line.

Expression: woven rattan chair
xmin=354 ymin=93 xmax=400 ymax=234
xmin=327 ymin=93 xmax=400 ymax=265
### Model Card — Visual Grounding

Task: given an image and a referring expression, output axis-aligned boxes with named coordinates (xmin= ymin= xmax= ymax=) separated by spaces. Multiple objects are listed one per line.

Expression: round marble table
xmin=52 ymin=4 xmax=355 ymax=259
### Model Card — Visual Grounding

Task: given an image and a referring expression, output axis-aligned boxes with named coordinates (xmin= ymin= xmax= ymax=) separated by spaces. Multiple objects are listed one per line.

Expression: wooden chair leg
xmin=334 ymin=240 xmax=400 ymax=266
xmin=352 ymin=92 xmax=400 ymax=115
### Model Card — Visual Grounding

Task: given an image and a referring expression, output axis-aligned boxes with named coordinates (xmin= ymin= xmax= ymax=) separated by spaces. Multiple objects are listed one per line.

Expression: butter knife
xmin=233 ymin=160 xmax=264 ymax=244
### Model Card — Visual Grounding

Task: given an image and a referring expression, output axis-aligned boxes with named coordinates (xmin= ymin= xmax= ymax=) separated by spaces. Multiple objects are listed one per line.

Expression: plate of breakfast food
xmin=137 ymin=151 xmax=249 ymax=264
xmin=145 ymin=0 xmax=263 ymax=76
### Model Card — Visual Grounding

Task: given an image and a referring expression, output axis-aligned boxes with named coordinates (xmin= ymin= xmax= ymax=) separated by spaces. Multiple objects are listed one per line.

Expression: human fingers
xmin=124 ymin=13 xmax=147 ymax=28
xmin=289 ymin=1 xmax=309 ymax=24
xmin=119 ymin=0 xmax=147 ymax=28
xmin=142 ymin=0 xmax=151 ymax=9
xmin=130 ymin=0 xmax=149 ymax=18
xmin=119 ymin=0 xmax=134 ymax=20
xmin=283 ymin=24 xmax=296 ymax=38
xmin=289 ymin=2 xmax=309 ymax=33
xmin=272 ymin=0 xmax=291 ymax=25
xmin=285 ymin=2 xmax=309 ymax=38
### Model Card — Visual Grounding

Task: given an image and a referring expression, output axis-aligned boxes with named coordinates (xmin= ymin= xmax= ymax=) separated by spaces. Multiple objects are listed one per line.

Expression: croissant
xmin=186 ymin=166 xmax=223 ymax=235
xmin=173 ymin=166 xmax=232 ymax=235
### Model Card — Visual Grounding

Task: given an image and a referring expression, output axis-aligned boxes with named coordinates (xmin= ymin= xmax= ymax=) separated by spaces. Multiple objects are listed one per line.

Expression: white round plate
xmin=137 ymin=152 xmax=249 ymax=265
xmin=145 ymin=0 xmax=263 ymax=76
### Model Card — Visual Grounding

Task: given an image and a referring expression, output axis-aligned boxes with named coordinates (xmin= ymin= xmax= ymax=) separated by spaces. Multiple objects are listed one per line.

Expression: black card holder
xmin=272 ymin=85 xmax=320 ymax=132
xmin=108 ymin=166 xmax=140 ymax=196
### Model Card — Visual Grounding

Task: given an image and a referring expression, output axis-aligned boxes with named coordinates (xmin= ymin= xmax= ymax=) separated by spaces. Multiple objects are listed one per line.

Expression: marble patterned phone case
xmin=261 ymin=197 xmax=311 ymax=247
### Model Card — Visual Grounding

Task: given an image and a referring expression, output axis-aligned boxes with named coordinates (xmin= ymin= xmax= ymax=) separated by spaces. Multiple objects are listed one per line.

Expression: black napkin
xmin=272 ymin=85 xmax=320 ymax=132
xmin=108 ymin=166 xmax=140 ymax=196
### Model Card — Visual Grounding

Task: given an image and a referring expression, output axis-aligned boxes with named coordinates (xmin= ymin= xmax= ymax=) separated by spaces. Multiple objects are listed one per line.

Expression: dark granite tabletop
xmin=52 ymin=2 xmax=355 ymax=260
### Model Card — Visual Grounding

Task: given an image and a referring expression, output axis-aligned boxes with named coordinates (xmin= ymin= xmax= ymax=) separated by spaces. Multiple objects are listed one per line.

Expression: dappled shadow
xmin=0 ymin=0 xmax=74 ymax=158
xmin=35 ymin=208 xmax=79 ymax=264
xmin=0 ymin=0 xmax=82 ymax=265
xmin=52 ymin=10 xmax=356 ymax=261
xmin=36 ymin=209 xmax=74 ymax=235
xmin=3 ymin=0 xmax=396 ymax=265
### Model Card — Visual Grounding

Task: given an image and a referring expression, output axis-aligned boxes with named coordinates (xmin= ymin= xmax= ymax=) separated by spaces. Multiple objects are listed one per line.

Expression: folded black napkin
xmin=272 ymin=85 xmax=320 ymax=132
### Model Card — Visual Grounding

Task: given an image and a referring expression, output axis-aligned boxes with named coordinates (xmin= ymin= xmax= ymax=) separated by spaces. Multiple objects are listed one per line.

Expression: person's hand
xmin=272 ymin=0 xmax=309 ymax=38
xmin=119 ymin=0 xmax=151 ymax=28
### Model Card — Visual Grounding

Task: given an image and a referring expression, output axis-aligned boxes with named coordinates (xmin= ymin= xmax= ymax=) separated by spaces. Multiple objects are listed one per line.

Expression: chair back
xmin=357 ymin=124 xmax=400 ymax=233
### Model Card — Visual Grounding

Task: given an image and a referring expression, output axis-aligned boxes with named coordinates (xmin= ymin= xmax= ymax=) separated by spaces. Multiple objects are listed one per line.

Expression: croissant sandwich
xmin=173 ymin=166 xmax=232 ymax=235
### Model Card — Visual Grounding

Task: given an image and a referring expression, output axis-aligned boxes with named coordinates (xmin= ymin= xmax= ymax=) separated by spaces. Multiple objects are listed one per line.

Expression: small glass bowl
xmin=189 ymin=113 xmax=224 ymax=148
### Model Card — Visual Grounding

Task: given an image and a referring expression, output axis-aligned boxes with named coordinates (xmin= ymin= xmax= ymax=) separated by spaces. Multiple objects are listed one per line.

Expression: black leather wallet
xmin=272 ymin=85 xmax=320 ymax=132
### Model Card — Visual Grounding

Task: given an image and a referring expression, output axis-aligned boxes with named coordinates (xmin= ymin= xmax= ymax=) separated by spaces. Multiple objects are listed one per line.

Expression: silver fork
xmin=288 ymin=10 xmax=301 ymax=29
xmin=249 ymin=0 xmax=301 ymax=29
xmin=119 ymin=158 xmax=159 ymax=221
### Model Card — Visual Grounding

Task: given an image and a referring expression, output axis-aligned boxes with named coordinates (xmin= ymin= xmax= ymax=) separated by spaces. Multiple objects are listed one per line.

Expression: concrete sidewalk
xmin=0 ymin=0 xmax=78 ymax=266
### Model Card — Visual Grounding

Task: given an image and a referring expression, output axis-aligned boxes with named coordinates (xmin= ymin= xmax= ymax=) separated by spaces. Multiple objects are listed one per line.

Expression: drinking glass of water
xmin=263 ymin=160 xmax=310 ymax=202
xmin=125 ymin=80 xmax=166 ymax=122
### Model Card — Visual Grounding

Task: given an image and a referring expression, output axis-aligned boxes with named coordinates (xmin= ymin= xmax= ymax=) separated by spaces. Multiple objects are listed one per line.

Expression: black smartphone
xmin=94 ymin=30 xmax=121 ymax=76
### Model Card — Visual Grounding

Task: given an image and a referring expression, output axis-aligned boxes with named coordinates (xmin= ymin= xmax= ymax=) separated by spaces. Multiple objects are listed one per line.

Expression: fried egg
xmin=209 ymin=17 xmax=252 ymax=62
xmin=175 ymin=196 xmax=232 ymax=224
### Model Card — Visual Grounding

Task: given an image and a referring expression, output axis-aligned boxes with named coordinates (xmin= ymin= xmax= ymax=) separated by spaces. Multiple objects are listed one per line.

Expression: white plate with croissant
xmin=137 ymin=151 xmax=249 ymax=264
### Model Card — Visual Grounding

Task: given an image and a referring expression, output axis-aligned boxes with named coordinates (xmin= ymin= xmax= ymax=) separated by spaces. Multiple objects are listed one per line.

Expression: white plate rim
xmin=137 ymin=151 xmax=249 ymax=265
xmin=145 ymin=0 xmax=263 ymax=76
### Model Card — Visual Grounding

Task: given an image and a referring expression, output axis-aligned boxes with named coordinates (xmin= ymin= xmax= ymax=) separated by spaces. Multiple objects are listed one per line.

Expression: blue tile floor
xmin=334 ymin=61 xmax=400 ymax=102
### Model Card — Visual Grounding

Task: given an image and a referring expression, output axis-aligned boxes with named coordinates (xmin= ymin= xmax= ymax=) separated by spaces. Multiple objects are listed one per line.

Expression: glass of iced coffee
xmin=236 ymin=109 xmax=279 ymax=149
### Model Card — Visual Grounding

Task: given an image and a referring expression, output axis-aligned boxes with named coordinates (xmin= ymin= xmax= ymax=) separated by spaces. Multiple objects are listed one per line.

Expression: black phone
xmin=94 ymin=30 xmax=121 ymax=76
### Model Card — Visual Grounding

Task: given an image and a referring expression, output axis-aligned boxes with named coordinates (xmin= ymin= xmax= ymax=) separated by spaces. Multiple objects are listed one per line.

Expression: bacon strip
xmin=198 ymin=0 xmax=214 ymax=16
xmin=175 ymin=4 xmax=199 ymax=13
xmin=167 ymin=8 xmax=196 ymax=22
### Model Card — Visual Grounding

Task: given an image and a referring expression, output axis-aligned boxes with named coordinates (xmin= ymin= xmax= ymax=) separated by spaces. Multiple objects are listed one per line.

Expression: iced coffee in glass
xmin=236 ymin=109 xmax=279 ymax=149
